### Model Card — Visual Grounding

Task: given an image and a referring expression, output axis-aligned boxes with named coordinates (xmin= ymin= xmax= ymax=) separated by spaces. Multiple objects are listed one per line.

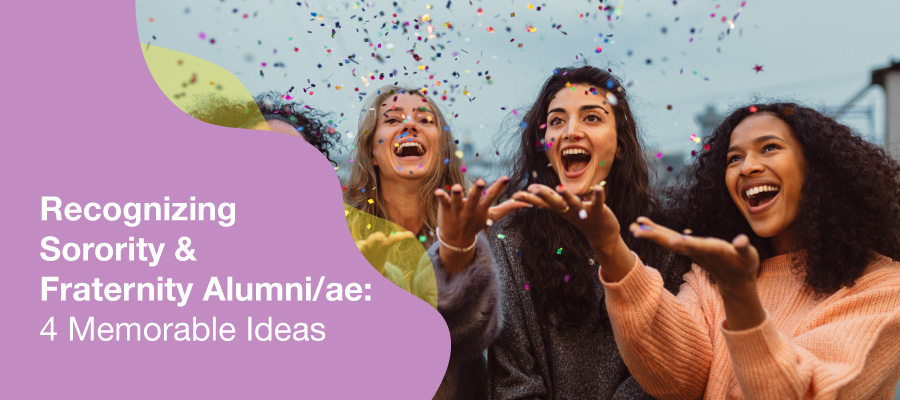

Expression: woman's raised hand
xmin=355 ymin=231 xmax=416 ymax=274
xmin=629 ymin=216 xmax=760 ymax=290
xmin=511 ymin=183 xmax=621 ymax=254
xmin=434 ymin=176 xmax=528 ymax=274
xmin=435 ymin=177 xmax=521 ymax=248
xmin=511 ymin=183 xmax=637 ymax=281
xmin=629 ymin=216 xmax=766 ymax=330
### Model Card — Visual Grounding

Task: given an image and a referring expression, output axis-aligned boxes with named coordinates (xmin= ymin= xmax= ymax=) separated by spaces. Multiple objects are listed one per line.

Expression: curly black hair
xmin=503 ymin=66 xmax=681 ymax=327
xmin=188 ymin=92 xmax=342 ymax=165
xmin=254 ymin=91 xmax=341 ymax=165
xmin=665 ymin=102 xmax=900 ymax=294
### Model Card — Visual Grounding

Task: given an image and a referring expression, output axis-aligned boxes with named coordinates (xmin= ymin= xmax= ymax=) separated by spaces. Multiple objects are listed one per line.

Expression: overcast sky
xmin=136 ymin=0 xmax=899 ymax=163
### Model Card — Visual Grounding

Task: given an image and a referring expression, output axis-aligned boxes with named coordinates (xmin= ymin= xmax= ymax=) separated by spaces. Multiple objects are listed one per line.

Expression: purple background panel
xmin=0 ymin=1 xmax=448 ymax=398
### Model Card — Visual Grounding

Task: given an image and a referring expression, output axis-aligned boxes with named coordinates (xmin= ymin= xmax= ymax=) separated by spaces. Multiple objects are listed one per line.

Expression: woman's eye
xmin=585 ymin=114 xmax=602 ymax=123
xmin=762 ymin=143 xmax=781 ymax=153
xmin=727 ymin=154 xmax=742 ymax=164
xmin=419 ymin=117 xmax=434 ymax=124
xmin=383 ymin=118 xmax=399 ymax=124
xmin=549 ymin=116 xmax=564 ymax=126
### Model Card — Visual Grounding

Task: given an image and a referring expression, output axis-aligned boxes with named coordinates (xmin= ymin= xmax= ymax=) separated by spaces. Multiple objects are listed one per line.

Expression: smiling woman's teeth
xmin=561 ymin=148 xmax=591 ymax=172
xmin=562 ymin=148 xmax=589 ymax=156
xmin=394 ymin=142 xmax=425 ymax=157
xmin=746 ymin=185 xmax=779 ymax=199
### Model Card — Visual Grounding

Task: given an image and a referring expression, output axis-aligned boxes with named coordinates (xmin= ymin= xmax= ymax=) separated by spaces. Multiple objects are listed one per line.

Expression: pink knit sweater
xmin=601 ymin=252 xmax=900 ymax=399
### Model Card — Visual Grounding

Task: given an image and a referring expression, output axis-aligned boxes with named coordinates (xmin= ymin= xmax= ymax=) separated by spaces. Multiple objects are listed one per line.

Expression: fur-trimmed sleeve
xmin=429 ymin=232 xmax=504 ymax=357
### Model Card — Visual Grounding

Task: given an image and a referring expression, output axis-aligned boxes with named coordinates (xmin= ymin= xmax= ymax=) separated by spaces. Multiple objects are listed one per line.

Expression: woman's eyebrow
xmin=382 ymin=107 xmax=434 ymax=118
xmin=727 ymin=135 xmax=785 ymax=153
xmin=581 ymin=105 xmax=609 ymax=115
xmin=547 ymin=105 xmax=610 ymax=116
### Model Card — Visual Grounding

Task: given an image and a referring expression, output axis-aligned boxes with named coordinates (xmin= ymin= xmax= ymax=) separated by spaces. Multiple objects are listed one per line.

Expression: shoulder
xmin=813 ymin=254 xmax=900 ymax=316
xmin=851 ymin=253 xmax=900 ymax=291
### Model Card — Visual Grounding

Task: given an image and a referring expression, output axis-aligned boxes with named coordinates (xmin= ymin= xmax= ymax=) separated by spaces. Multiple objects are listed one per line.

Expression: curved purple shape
xmin=0 ymin=1 xmax=448 ymax=398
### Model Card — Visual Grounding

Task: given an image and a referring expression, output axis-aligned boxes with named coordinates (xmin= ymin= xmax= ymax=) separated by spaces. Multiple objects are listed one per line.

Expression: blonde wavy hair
xmin=345 ymin=86 xmax=467 ymax=246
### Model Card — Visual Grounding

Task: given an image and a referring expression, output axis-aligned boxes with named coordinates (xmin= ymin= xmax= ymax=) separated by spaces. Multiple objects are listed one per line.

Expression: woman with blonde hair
xmin=346 ymin=85 xmax=525 ymax=399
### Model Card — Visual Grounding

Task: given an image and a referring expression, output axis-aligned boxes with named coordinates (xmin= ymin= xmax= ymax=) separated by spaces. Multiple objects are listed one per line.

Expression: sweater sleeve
xmin=429 ymin=232 xmax=504 ymax=358
xmin=487 ymin=238 xmax=548 ymax=400
xmin=601 ymin=257 xmax=716 ymax=399
xmin=721 ymin=268 xmax=900 ymax=400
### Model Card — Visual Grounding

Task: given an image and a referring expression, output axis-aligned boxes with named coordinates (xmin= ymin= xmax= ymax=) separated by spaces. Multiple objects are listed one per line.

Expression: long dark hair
xmin=666 ymin=102 xmax=900 ymax=294
xmin=504 ymin=66 xmax=674 ymax=326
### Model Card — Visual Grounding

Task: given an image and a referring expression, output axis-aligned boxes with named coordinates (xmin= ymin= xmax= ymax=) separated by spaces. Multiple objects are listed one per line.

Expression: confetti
xmin=578 ymin=209 xmax=588 ymax=220
xmin=605 ymin=92 xmax=618 ymax=106
xmin=497 ymin=234 xmax=507 ymax=239
xmin=753 ymin=64 xmax=763 ymax=73
xmin=419 ymin=235 xmax=427 ymax=242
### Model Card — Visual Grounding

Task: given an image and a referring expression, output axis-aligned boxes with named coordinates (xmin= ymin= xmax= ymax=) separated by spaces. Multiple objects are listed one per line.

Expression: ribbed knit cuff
xmin=602 ymin=254 xmax=664 ymax=323
xmin=721 ymin=314 xmax=794 ymax=391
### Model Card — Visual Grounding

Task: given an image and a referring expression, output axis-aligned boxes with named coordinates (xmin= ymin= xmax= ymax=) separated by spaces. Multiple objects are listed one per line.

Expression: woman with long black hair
xmin=488 ymin=66 xmax=681 ymax=399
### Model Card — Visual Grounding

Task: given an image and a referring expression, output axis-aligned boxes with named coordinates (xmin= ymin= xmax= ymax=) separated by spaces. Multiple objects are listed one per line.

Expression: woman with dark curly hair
xmin=187 ymin=92 xmax=342 ymax=165
xmin=487 ymin=66 xmax=680 ymax=399
xmin=588 ymin=103 xmax=900 ymax=398
xmin=251 ymin=91 xmax=341 ymax=165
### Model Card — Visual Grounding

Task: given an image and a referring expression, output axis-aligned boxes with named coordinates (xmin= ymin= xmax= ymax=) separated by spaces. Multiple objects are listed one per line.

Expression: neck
xmin=770 ymin=227 xmax=799 ymax=256
xmin=379 ymin=177 xmax=425 ymax=234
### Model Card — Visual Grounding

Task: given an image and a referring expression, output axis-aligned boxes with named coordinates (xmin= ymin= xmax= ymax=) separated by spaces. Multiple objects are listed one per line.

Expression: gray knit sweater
xmin=487 ymin=220 xmax=655 ymax=400
xmin=430 ymin=233 xmax=503 ymax=400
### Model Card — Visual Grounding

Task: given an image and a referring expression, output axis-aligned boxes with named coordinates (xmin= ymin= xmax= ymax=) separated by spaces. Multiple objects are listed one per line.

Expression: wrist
xmin=591 ymin=236 xmax=635 ymax=282
xmin=590 ymin=235 xmax=624 ymax=264
xmin=436 ymin=227 xmax=476 ymax=253
xmin=718 ymin=278 xmax=758 ymax=301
